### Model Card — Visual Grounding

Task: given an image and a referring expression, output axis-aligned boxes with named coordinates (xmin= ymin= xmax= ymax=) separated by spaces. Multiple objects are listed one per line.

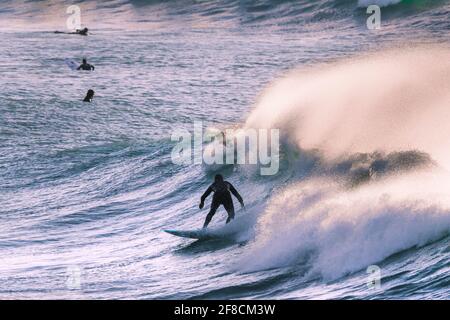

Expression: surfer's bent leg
xmin=224 ymin=200 xmax=235 ymax=224
xmin=203 ymin=202 xmax=220 ymax=229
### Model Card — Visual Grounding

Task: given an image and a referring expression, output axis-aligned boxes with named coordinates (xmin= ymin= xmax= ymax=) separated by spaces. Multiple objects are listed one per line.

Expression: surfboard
xmin=164 ymin=229 xmax=214 ymax=240
xmin=65 ymin=59 xmax=79 ymax=71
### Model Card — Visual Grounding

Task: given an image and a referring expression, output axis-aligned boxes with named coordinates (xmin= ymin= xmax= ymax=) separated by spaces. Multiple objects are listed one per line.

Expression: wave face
xmin=0 ymin=0 xmax=449 ymax=299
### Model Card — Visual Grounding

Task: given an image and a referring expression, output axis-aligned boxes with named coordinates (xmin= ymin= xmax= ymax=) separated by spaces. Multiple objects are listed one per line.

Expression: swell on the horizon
xmin=0 ymin=0 xmax=448 ymax=31
xmin=236 ymin=46 xmax=450 ymax=280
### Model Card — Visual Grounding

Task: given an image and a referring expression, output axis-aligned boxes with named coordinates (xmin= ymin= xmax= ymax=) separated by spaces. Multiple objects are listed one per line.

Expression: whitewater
xmin=0 ymin=0 xmax=449 ymax=299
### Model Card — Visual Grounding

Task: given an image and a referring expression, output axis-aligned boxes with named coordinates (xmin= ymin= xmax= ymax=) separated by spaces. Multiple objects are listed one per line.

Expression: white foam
xmin=238 ymin=170 xmax=450 ymax=280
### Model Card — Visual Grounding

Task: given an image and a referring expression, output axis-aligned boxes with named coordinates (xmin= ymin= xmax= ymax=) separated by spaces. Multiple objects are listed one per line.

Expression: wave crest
xmin=237 ymin=46 xmax=450 ymax=279
xmin=238 ymin=170 xmax=450 ymax=279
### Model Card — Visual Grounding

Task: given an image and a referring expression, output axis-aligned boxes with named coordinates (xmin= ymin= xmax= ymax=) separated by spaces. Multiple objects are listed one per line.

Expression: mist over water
xmin=245 ymin=46 xmax=450 ymax=168
xmin=0 ymin=0 xmax=449 ymax=299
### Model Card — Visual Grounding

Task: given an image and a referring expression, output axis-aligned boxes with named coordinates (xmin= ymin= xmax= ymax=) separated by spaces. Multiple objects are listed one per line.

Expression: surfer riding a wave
xmin=200 ymin=174 xmax=244 ymax=229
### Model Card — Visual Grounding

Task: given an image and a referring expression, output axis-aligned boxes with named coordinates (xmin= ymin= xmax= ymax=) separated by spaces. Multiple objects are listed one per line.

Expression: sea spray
xmin=238 ymin=46 xmax=450 ymax=279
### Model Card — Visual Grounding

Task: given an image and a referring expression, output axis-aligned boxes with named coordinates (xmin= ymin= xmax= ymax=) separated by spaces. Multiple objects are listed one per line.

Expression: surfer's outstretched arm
xmin=199 ymin=186 xmax=213 ymax=209
xmin=229 ymin=183 xmax=244 ymax=207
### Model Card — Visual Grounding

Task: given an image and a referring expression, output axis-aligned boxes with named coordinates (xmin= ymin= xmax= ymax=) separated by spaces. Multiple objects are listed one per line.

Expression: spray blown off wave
xmin=245 ymin=46 xmax=450 ymax=170
xmin=238 ymin=46 xmax=450 ymax=279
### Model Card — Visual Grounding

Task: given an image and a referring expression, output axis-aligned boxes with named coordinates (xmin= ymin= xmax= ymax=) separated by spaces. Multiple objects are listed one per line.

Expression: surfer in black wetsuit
xmin=199 ymin=174 xmax=244 ymax=229
xmin=75 ymin=28 xmax=89 ymax=36
xmin=77 ymin=59 xmax=95 ymax=71
xmin=83 ymin=89 xmax=95 ymax=102
xmin=54 ymin=27 xmax=89 ymax=36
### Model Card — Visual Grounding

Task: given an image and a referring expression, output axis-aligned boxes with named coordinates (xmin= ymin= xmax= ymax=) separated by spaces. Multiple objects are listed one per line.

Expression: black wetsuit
xmin=77 ymin=63 xmax=94 ymax=71
xmin=201 ymin=181 xmax=243 ymax=227
xmin=83 ymin=90 xmax=94 ymax=102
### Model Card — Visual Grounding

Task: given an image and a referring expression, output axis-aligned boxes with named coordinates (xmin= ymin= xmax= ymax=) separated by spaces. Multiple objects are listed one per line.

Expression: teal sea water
xmin=0 ymin=0 xmax=449 ymax=299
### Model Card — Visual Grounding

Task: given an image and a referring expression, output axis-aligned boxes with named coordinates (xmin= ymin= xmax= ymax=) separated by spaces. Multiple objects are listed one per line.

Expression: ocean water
xmin=0 ymin=0 xmax=449 ymax=299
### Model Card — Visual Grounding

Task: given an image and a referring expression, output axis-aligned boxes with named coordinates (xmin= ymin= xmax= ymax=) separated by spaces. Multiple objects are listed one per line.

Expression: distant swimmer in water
xmin=54 ymin=27 xmax=89 ymax=36
xmin=83 ymin=89 xmax=95 ymax=102
xmin=199 ymin=174 xmax=244 ymax=229
xmin=77 ymin=58 xmax=95 ymax=71
xmin=75 ymin=28 xmax=89 ymax=36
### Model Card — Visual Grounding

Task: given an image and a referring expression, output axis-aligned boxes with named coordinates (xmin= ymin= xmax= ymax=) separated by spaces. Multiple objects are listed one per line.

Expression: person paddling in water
xmin=77 ymin=58 xmax=95 ymax=71
xmin=199 ymin=174 xmax=244 ymax=229
xmin=54 ymin=27 xmax=89 ymax=36
xmin=75 ymin=27 xmax=89 ymax=36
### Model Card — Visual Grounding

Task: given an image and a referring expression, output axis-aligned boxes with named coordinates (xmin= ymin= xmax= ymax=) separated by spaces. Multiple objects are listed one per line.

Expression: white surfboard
xmin=164 ymin=229 xmax=215 ymax=240
xmin=164 ymin=207 xmax=259 ymax=241
xmin=65 ymin=59 xmax=79 ymax=71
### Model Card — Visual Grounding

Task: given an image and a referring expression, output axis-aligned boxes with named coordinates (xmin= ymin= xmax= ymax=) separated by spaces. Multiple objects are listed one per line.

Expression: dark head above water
xmin=214 ymin=174 xmax=224 ymax=182
xmin=83 ymin=89 xmax=95 ymax=102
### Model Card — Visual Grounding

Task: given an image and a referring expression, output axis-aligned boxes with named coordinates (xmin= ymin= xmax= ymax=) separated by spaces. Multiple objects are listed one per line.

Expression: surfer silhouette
xmin=83 ymin=89 xmax=95 ymax=102
xmin=54 ymin=27 xmax=89 ymax=36
xmin=199 ymin=174 xmax=244 ymax=229
xmin=75 ymin=28 xmax=89 ymax=36
xmin=77 ymin=58 xmax=95 ymax=71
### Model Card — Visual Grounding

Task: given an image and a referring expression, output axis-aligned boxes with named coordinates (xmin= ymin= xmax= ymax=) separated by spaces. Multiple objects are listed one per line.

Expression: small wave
xmin=358 ymin=0 xmax=403 ymax=7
